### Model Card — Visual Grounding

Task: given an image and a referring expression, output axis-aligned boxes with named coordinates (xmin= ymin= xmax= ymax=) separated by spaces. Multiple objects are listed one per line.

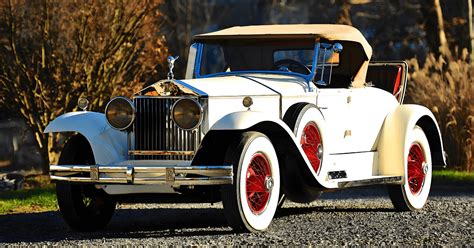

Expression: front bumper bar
xmin=50 ymin=165 xmax=233 ymax=186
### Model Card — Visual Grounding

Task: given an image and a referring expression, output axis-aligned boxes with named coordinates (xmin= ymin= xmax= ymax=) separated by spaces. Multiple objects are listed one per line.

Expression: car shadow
xmin=316 ymin=182 xmax=474 ymax=200
xmin=0 ymin=181 xmax=471 ymax=243
xmin=0 ymin=207 xmax=232 ymax=243
xmin=274 ymin=205 xmax=395 ymax=218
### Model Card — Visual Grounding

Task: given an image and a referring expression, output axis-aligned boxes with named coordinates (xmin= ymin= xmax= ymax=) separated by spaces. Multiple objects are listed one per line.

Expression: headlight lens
xmin=105 ymin=97 xmax=135 ymax=130
xmin=171 ymin=98 xmax=203 ymax=130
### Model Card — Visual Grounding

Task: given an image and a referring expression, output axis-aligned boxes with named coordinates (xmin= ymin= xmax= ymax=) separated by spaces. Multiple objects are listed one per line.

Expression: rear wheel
xmin=221 ymin=132 xmax=280 ymax=232
xmin=388 ymin=126 xmax=432 ymax=211
xmin=56 ymin=135 xmax=116 ymax=231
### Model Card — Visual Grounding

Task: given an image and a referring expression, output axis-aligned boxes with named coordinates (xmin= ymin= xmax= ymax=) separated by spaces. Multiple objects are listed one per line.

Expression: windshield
xmin=197 ymin=40 xmax=317 ymax=79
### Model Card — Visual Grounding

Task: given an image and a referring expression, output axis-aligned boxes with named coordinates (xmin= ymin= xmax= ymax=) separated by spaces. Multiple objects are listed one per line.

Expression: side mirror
xmin=332 ymin=43 xmax=343 ymax=54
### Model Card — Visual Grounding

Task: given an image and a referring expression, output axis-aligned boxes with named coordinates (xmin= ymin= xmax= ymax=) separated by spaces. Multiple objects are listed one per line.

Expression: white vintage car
xmin=45 ymin=24 xmax=446 ymax=232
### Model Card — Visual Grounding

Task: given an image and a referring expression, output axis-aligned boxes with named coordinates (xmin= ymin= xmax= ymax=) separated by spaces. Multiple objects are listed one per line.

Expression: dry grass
xmin=407 ymin=50 xmax=473 ymax=172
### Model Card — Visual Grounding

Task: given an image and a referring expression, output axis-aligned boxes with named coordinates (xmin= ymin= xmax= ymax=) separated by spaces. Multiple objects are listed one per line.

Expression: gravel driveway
xmin=1 ymin=182 xmax=472 ymax=246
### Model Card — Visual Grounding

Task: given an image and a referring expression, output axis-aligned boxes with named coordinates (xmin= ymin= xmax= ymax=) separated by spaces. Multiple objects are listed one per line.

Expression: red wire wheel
xmin=246 ymin=153 xmax=272 ymax=215
xmin=300 ymin=122 xmax=322 ymax=173
xmin=407 ymin=143 xmax=426 ymax=195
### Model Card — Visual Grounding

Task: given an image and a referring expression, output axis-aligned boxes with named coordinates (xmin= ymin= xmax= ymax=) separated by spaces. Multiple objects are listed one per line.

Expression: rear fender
xmin=44 ymin=112 xmax=127 ymax=165
xmin=378 ymin=104 xmax=446 ymax=177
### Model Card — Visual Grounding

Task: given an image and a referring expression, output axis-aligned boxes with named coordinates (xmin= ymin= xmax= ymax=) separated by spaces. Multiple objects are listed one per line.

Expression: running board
xmin=337 ymin=176 xmax=403 ymax=188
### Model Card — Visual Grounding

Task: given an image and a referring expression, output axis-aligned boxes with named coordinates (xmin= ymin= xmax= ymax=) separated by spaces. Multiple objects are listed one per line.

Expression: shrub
xmin=407 ymin=50 xmax=473 ymax=172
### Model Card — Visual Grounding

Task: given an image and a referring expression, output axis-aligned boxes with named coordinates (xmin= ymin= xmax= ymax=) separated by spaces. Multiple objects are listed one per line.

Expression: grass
xmin=0 ymin=177 xmax=57 ymax=215
xmin=433 ymin=169 xmax=474 ymax=183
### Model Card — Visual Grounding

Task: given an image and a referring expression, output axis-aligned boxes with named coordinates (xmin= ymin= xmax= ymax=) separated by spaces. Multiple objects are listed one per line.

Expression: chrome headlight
xmin=105 ymin=97 xmax=135 ymax=130
xmin=171 ymin=98 xmax=203 ymax=130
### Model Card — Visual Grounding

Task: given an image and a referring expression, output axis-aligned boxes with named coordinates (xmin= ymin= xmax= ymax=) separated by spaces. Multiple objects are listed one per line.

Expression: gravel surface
xmin=1 ymin=182 xmax=472 ymax=246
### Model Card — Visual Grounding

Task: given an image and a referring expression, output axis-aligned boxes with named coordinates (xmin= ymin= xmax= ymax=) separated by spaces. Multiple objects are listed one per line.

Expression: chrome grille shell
xmin=130 ymin=96 xmax=201 ymax=161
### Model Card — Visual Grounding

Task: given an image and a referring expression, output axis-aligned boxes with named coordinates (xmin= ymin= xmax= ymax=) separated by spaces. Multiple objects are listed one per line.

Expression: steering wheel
xmin=272 ymin=59 xmax=311 ymax=74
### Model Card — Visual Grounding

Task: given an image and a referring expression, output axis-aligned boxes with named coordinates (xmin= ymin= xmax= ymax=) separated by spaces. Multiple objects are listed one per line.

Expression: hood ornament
xmin=167 ymin=55 xmax=179 ymax=79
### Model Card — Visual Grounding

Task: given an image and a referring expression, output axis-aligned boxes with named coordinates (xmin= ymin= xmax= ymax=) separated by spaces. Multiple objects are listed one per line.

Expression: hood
xmin=137 ymin=74 xmax=310 ymax=98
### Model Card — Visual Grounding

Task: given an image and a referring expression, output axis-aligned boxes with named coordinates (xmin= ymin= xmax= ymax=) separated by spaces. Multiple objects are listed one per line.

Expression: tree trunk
xmin=420 ymin=0 xmax=450 ymax=58
xmin=336 ymin=0 xmax=352 ymax=26
xmin=434 ymin=0 xmax=450 ymax=58
xmin=468 ymin=0 xmax=474 ymax=61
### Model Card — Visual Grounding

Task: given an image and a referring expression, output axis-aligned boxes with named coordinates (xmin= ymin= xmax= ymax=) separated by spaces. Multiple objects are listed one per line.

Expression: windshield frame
xmin=193 ymin=42 xmax=321 ymax=83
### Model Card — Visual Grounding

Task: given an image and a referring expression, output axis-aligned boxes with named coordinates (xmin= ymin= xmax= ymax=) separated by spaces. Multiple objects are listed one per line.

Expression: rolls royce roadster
xmin=44 ymin=24 xmax=446 ymax=232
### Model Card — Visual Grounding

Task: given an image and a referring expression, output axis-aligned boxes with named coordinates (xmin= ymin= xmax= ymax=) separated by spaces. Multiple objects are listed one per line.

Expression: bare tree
xmin=0 ymin=0 xmax=168 ymax=173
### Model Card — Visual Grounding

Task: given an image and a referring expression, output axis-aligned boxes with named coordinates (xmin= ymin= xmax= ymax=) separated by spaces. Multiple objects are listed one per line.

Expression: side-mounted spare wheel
xmin=281 ymin=103 xmax=324 ymax=203
xmin=388 ymin=126 xmax=432 ymax=211
xmin=221 ymin=132 xmax=280 ymax=232
xmin=56 ymin=135 xmax=116 ymax=231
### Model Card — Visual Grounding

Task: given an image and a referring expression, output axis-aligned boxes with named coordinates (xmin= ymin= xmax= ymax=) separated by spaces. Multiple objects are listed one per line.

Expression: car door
xmin=346 ymin=87 xmax=399 ymax=152
xmin=316 ymin=88 xmax=352 ymax=154
xmin=347 ymin=61 xmax=408 ymax=152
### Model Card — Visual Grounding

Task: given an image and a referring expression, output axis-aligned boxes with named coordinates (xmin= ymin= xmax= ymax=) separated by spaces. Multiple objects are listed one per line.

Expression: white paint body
xmin=45 ymin=73 xmax=445 ymax=194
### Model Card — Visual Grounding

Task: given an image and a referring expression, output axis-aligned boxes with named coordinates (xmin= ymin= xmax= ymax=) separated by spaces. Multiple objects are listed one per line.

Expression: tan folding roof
xmin=194 ymin=24 xmax=372 ymax=59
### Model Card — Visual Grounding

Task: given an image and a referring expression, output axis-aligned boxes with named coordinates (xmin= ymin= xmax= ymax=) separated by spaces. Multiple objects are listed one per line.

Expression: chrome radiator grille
xmin=131 ymin=96 xmax=201 ymax=160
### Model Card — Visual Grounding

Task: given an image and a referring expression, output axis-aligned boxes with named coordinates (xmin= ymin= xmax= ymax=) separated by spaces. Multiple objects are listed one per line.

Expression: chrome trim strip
xmin=50 ymin=165 xmax=233 ymax=186
xmin=133 ymin=96 xmax=199 ymax=99
xmin=337 ymin=176 xmax=403 ymax=188
xmin=129 ymin=150 xmax=195 ymax=156
xmin=50 ymin=175 xmax=233 ymax=186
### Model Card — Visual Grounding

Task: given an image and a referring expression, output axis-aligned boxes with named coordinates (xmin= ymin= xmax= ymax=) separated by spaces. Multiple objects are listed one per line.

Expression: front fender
xmin=208 ymin=111 xmax=326 ymax=198
xmin=378 ymin=104 xmax=446 ymax=176
xmin=44 ymin=111 xmax=127 ymax=165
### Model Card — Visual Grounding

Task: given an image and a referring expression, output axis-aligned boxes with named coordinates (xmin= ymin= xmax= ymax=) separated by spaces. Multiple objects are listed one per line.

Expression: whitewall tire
xmin=389 ymin=126 xmax=432 ymax=211
xmin=221 ymin=132 xmax=280 ymax=232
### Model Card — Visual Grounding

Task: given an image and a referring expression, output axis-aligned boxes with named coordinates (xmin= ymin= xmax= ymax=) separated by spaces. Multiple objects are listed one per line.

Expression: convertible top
xmin=194 ymin=24 xmax=372 ymax=60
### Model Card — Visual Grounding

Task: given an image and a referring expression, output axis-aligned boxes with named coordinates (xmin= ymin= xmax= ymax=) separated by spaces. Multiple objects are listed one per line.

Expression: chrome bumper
xmin=50 ymin=165 xmax=233 ymax=186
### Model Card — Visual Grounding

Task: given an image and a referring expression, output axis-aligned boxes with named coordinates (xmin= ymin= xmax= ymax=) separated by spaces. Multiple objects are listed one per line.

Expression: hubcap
xmin=317 ymin=144 xmax=323 ymax=160
xmin=246 ymin=153 xmax=272 ymax=215
xmin=422 ymin=162 xmax=429 ymax=175
xmin=301 ymin=122 xmax=322 ymax=173
xmin=407 ymin=143 xmax=426 ymax=195
xmin=265 ymin=176 xmax=274 ymax=191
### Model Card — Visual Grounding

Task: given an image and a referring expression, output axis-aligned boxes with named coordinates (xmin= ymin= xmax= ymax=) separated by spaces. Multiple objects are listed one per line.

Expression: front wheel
xmin=388 ymin=126 xmax=432 ymax=211
xmin=56 ymin=135 xmax=116 ymax=231
xmin=221 ymin=132 xmax=280 ymax=232
xmin=56 ymin=183 xmax=116 ymax=231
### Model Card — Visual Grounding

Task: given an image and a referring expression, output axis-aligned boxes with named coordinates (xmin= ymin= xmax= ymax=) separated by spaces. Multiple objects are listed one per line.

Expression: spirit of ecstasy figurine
xmin=167 ymin=55 xmax=179 ymax=79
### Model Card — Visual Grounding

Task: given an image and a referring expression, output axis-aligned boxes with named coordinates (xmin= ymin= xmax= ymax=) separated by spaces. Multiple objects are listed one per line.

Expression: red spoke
xmin=246 ymin=153 xmax=272 ymax=215
xmin=246 ymin=175 xmax=267 ymax=192
xmin=407 ymin=143 xmax=426 ymax=195
xmin=300 ymin=122 xmax=322 ymax=173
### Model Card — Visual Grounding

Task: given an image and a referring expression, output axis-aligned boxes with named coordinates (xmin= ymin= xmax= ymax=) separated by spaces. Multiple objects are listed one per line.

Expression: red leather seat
xmin=366 ymin=64 xmax=402 ymax=95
